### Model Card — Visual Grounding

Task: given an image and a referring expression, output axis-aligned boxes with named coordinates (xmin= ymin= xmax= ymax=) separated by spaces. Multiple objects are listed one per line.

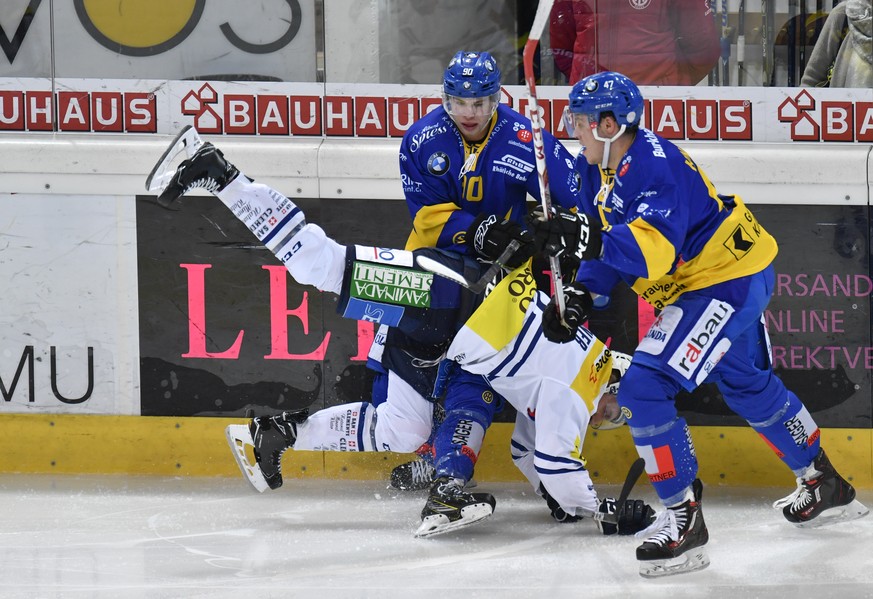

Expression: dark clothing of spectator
xmin=549 ymin=0 xmax=720 ymax=85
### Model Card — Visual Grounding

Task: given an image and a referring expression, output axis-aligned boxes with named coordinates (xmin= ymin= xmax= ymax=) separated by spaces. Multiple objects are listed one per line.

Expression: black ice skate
xmin=636 ymin=479 xmax=710 ymax=578
xmin=774 ymin=448 xmax=869 ymax=528
xmin=225 ymin=409 xmax=309 ymax=493
xmin=390 ymin=458 xmax=435 ymax=491
xmin=145 ymin=125 xmax=239 ymax=207
xmin=414 ymin=477 xmax=495 ymax=538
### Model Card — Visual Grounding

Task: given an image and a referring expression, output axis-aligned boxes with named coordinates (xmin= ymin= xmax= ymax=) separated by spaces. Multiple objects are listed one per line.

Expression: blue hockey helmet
xmin=566 ymin=71 xmax=644 ymax=129
xmin=443 ymin=51 xmax=501 ymax=98
xmin=442 ymin=51 xmax=502 ymax=130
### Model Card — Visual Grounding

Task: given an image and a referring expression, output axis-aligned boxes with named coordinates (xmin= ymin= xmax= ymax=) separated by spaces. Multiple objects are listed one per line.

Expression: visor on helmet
xmin=562 ymin=106 xmax=597 ymax=136
xmin=442 ymin=91 xmax=501 ymax=119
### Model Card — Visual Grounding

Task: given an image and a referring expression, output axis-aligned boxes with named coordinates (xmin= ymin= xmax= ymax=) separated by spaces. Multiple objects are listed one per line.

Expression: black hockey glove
xmin=526 ymin=206 xmax=602 ymax=269
xmin=541 ymin=282 xmax=593 ymax=343
xmin=595 ymin=497 xmax=657 ymax=536
xmin=538 ymin=483 xmax=582 ymax=523
xmin=467 ymin=213 xmax=536 ymax=268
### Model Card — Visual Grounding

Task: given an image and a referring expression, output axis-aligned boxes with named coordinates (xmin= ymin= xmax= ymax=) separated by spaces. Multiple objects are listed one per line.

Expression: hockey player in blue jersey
xmin=381 ymin=50 xmax=584 ymax=513
xmin=400 ymin=50 xmax=580 ymax=253
xmin=529 ymin=71 xmax=868 ymax=578
xmin=145 ymin=126 xmax=656 ymax=539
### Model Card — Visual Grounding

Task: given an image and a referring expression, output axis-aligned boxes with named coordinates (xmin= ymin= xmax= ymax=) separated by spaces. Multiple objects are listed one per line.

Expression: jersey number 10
xmin=463 ymin=175 xmax=483 ymax=202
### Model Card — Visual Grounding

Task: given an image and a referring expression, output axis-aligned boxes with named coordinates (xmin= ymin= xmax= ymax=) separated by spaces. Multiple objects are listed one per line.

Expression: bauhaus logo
xmin=646 ymin=98 xmax=752 ymax=141
xmin=778 ymin=89 xmax=873 ymax=142
xmin=179 ymin=82 xmax=443 ymax=137
xmin=0 ymin=89 xmax=156 ymax=132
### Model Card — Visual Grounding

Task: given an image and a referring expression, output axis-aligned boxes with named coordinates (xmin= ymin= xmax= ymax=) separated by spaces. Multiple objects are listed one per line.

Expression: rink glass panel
xmin=4 ymin=2 xmax=867 ymax=90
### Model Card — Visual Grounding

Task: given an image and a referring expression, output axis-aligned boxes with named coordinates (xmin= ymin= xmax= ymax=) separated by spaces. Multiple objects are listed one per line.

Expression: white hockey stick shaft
xmin=522 ymin=0 xmax=565 ymax=319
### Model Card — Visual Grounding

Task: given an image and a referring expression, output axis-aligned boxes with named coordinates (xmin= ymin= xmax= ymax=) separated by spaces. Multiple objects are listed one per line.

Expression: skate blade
xmin=639 ymin=547 xmax=710 ymax=578
xmin=225 ymin=424 xmax=270 ymax=493
xmin=414 ymin=503 xmax=493 ymax=538
xmin=145 ymin=125 xmax=204 ymax=193
xmin=793 ymin=499 xmax=870 ymax=529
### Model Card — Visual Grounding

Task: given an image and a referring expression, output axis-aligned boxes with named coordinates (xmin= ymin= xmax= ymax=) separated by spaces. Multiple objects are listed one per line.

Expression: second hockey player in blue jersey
xmin=529 ymin=71 xmax=868 ymax=578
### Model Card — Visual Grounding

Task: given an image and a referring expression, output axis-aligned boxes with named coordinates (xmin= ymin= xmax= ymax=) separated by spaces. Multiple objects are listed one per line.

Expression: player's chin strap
xmin=588 ymin=121 xmax=625 ymax=258
xmin=592 ymin=123 xmax=627 ymax=171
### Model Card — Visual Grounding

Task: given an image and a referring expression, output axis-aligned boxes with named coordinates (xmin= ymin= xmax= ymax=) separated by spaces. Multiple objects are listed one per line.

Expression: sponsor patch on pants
xmin=667 ymin=299 xmax=734 ymax=380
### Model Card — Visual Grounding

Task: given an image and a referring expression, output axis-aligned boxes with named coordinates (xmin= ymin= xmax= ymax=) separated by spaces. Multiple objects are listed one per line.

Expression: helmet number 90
xmin=462 ymin=68 xmax=474 ymax=76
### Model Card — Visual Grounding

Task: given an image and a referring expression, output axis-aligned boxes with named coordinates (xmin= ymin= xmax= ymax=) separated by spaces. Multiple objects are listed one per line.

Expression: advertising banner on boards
xmin=134 ymin=196 xmax=872 ymax=428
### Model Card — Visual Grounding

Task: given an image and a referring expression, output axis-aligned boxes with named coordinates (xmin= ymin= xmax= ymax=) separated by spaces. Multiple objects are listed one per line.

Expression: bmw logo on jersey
xmin=427 ymin=151 xmax=450 ymax=176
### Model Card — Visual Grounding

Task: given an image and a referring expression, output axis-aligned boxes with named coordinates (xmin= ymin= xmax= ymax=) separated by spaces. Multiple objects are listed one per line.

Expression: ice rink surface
xmin=1 ymin=474 xmax=872 ymax=599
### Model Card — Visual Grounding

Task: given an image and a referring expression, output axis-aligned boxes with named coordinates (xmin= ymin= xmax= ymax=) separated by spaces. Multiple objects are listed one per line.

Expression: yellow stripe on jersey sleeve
xmin=569 ymin=341 xmax=614 ymax=414
xmin=627 ymin=217 xmax=676 ymax=279
xmin=462 ymin=262 xmax=536 ymax=350
xmin=405 ymin=202 xmax=461 ymax=250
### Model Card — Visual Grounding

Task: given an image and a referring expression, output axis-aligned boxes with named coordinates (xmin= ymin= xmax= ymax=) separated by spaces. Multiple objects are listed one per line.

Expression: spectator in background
xmin=801 ymin=0 xmax=872 ymax=87
xmin=549 ymin=0 xmax=720 ymax=85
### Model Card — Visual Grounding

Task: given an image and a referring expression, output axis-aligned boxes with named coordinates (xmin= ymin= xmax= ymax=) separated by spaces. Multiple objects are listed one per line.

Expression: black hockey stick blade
xmin=594 ymin=457 xmax=647 ymax=525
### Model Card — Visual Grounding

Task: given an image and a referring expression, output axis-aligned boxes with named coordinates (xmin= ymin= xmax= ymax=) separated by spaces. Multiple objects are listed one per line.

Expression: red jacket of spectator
xmin=549 ymin=0 xmax=721 ymax=85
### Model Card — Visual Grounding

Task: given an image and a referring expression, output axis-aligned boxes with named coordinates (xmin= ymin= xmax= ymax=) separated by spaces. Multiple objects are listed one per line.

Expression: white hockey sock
xmin=214 ymin=177 xmax=343 ymax=294
xmin=294 ymin=403 xmax=378 ymax=452
xmin=295 ymin=398 xmax=433 ymax=454
xmin=215 ymin=175 xmax=306 ymax=253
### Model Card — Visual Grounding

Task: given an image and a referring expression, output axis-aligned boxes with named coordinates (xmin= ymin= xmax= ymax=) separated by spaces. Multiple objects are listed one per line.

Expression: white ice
xmin=0 ymin=474 xmax=871 ymax=599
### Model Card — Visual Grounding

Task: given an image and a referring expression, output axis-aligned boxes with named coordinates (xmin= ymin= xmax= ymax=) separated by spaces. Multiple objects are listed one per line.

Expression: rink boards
xmin=0 ymin=79 xmax=871 ymax=487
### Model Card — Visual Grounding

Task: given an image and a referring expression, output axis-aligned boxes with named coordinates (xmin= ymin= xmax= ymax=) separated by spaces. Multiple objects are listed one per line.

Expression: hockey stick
xmin=522 ymin=0 xmax=566 ymax=321
xmin=591 ymin=457 xmax=647 ymax=525
xmin=415 ymin=240 xmax=520 ymax=294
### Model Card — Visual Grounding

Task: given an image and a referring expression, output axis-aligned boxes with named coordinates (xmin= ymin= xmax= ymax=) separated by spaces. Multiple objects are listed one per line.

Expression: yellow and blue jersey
xmin=575 ymin=128 xmax=778 ymax=309
xmin=400 ymin=104 xmax=581 ymax=253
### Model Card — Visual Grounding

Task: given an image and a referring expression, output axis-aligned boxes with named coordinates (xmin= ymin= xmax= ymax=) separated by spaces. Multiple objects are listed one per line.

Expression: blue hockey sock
xmin=747 ymin=392 xmax=821 ymax=474
xmin=631 ymin=417 xmax=699 ymax=506
xmin=432 ymin=409 xmax=487 ymax=482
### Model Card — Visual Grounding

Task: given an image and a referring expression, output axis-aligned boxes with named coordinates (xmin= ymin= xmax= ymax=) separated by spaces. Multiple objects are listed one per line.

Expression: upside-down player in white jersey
xmin=146 ymin=127 xmax=655 ymax=538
